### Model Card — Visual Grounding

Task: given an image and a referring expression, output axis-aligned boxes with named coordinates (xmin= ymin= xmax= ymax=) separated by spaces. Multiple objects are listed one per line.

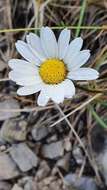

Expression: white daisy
xmin=8 ymin=27 xmax=99 ymax=106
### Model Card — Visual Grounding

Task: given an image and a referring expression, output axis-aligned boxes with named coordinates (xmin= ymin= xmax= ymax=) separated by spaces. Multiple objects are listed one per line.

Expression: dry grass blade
xmin=50 ymin=93 xmax=102 ymax=128
xmin=0 ymin=25 xmax=107 ymax=33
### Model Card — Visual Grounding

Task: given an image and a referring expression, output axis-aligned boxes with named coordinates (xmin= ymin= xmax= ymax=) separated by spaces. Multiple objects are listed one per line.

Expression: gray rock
xmin=12 ymin=184 xmax=23 ymax=190
xmin=0 ymin=181 xmax=12 ymax=190
xmin=46 ymin=135 xmax=57 ymax=143
xmin=0 ymin=99 xmax=20 ymax=120
xmin=36 ymin=161 xmax=50 ymax=180
xmin=42 ymin=141 xmax=64 ymax=159
xmin=18 ymin=176 xmax=37 ymax=190
xmin=56 ymin=153 xmax=70 ymax=171
xmin=24 ymin=180 xmax=38 ymax=190
xmin=63 ymin=137 xmax=72 ymax=151
xmin=0 ymin=153 xmax=19 ymax=180
xmin=0 ymin=119 xmax=27 ymax=142
xmin=9 ymin=143 xmax=38 ymax=172
xmin=32 ymin=126 xmax=49 ymax=141
xmin=18 ymin=176 xmax=33 ymax=187
xmin=90 ymin=125 xmax=107 ymax=186
xmin=0 ymin=145 xmax=6 ymax=151
xmin=64 ymin=173 xmax=98 ymax=190
xmin=73 ymin=146 xmax=84 ymax=165
xmin=24 ymin=179 xmax=34 ymax=190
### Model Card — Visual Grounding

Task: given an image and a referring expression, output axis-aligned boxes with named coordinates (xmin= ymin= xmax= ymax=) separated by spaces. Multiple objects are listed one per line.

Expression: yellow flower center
xmin=39 ymin=59 xmax=67 ymax=84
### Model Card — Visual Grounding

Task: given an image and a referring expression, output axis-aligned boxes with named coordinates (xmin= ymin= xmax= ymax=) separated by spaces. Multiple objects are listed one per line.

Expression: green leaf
xmin=90 ymin=105 xmax=107 ymax=128
xmin=75 ymin=0 xmax=87 ymax=37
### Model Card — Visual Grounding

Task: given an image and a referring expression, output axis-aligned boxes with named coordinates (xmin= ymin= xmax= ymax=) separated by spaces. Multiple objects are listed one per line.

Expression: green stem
xmin=90 ymin=105 xmax=107 ymax=128
xmin=75 ymin=0 xmax=87 ymax=37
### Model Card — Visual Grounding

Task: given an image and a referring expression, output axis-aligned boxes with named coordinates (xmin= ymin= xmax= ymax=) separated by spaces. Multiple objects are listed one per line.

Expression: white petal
xmin=44 ymin=83 xmax=65 ymax=104
xmin=68 ymin=68 xmax=99 ymax=80
xmin=63 ymin=79 xmax=75 ymax=98
xmin=9 ymin=71 xmax=20 ymax=82
xmin=17 ymin=84 xmax=42 ymax=96
xmin=37 ymin=90 xmax=49 ymax=106
xmin=9 ymin=71 xmax=42 ymax=86
xmin=40 ymin=27 xmax=58 ymax=58
xmin=26 ymin=33 xmax=46 ymax=62
xmin=28 ymin=45 xmax=45 ymax=63
xmin=9 ymin=59 xmax=35 ymax=68
xmin=58 ymin=28 xmax=70 ymax=59
xmin=16 ymin=77 xmax=42 ymax=86
xmin=64 ymin=37 xmax=83 ymax=64
xmin=15 ymin=40 xmax=40 ymax=66
xmin=67 ymin=50 xmax=90 ymax=70
xmin=8 ymin=59 xmax=38 ymax=75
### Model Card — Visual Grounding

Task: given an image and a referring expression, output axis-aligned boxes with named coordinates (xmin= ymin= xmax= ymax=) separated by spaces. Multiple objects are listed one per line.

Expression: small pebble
xmin=9 ymin=143 xmax=38 ymax=172
xmin=42 ymin=141 xmax=64 ymax=159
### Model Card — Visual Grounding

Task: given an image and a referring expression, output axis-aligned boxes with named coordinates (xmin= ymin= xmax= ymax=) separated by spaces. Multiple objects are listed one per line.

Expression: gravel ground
xmin=0 ymin=0 xmax=107 ymax=189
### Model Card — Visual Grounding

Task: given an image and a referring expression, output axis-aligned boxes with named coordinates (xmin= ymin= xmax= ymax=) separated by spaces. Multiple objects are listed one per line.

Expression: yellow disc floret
xmin=39 ymin=59 xmax=67 ymax=84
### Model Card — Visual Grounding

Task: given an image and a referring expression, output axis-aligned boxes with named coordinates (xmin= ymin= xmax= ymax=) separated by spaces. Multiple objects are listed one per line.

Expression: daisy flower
xmin=8 ymin=27 xmax=99 ymax=106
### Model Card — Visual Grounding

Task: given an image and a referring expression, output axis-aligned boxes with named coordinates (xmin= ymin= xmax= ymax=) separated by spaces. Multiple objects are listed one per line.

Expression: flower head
xmin=8 ymin=27 xmax=99 ymax=106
